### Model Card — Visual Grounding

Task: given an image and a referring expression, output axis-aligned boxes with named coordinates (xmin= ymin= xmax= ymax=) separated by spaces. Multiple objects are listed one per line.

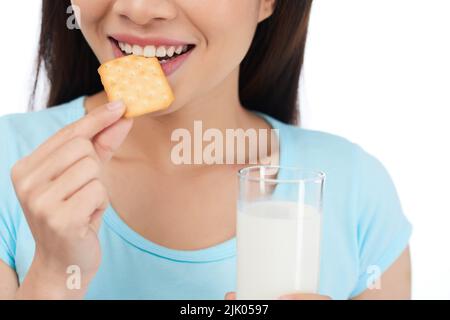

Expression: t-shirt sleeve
xmin=350 ymin=145 xmax=412 ymax=298
xmin=0 ymin=115 xmax=18 ymax=269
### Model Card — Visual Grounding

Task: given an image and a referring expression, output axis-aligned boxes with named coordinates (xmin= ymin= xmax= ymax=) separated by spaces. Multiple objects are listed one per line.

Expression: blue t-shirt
xmin=0 ymin=96 xmax=412 ymax=299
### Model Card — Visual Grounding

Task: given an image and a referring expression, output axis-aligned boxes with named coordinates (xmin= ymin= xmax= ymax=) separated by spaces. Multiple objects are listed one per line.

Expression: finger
xmin=22 ymin=101 xmax=125 ymax=172
xmin=19 ymin=137 xmax=98 ymax=191
xmin=89 ymin=208 xmax=105 ymax=233
xmin=278 ymin=293 xmax=331 ymax=300
xmin=45 ymin=156 xmax=101 ymax=202
xmin=92 ymin=117 xmax=133 ymax=163
xmin=225 ymin=292 xmax=236 ymax=300
xmin=63 ymin=179 xmax=109 ymax=229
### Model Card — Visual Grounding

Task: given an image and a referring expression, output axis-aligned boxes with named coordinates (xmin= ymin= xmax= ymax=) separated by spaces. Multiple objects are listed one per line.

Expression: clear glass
xmin=236 ymin=166 xmax=325 ymax=300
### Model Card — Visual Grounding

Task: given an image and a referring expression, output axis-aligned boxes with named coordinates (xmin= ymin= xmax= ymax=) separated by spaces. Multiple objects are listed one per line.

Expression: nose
xmin=113 ymin=0 xmax=177 ymax=26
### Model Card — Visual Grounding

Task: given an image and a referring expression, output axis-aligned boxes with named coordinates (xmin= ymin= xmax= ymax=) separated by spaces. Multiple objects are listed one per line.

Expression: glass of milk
xmin=236 ymin=166 xmax=325 ymax=300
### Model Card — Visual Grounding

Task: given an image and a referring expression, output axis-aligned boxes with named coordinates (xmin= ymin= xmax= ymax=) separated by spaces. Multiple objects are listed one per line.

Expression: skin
xmin=0 ymin=0 xmax=411 ymax=300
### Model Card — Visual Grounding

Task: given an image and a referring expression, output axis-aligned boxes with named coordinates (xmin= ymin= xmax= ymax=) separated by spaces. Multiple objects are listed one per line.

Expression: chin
xmin=144 ymin=104 xmax=185 ymax=118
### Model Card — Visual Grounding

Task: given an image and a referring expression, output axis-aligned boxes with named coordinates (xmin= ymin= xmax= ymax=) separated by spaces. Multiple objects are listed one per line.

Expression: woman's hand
xmin=225 ymin=292 xmax=331 ymax=300
xmin=11 ymin=101 xmax=133 ymax=299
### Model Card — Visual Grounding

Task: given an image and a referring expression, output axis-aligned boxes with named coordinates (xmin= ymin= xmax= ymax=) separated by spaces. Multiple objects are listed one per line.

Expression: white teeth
xmin=156 ymin=46 xmax=167 ymax=58
xmin=132 ymin=45 xmax=143 ymax=56
xmin=117 ymin=41 xmax=192 ymax=58
xmin=143 ymin=45 xmax=156 ymax=58
xmin=167 ymin=46 xmax=175 ymax=57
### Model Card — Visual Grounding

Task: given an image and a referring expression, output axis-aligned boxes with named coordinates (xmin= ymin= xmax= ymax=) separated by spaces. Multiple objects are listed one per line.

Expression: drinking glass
xmin=236 ymin=166 xmax=325 ymax=300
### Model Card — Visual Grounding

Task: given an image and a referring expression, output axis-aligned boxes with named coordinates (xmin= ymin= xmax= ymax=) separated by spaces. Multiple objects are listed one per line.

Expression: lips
xmin=108 ymin=35 xmax=196 ymax=76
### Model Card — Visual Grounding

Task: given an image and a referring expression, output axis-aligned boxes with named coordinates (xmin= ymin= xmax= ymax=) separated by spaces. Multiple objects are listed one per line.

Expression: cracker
xmin=98 ymin=56 xmax=174 ymax=118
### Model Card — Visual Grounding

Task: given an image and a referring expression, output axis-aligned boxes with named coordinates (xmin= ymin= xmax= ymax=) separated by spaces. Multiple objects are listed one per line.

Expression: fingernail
xmin=106 ymin=101 xmax=124 ymax=111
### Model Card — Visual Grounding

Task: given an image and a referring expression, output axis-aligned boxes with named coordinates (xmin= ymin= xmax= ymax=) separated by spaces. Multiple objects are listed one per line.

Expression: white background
xmin=302 ymin=0 xmax=450 ymax=299
xmin=0 ymin=1 xmax=449 ymax=299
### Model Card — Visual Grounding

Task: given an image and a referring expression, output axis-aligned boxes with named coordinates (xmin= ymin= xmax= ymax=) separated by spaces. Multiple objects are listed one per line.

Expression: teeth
xmin=132 ymin=45 xmax=143 ymax=56
xmin=118 ymin=41 xmax=191 ymax=58
xmin=167 ymin=46 xmax=175 ymax=57
xmin=143 ymin=45 xmax=156 ymax=58
xmin=156 ymin=46 xmax=167 ymax=58
xmin=124 ymin=43 xmax=132 ymax=54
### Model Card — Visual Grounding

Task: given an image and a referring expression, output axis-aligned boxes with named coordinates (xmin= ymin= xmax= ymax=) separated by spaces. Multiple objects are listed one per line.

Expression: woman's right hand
xmin=10 ymin=101 xmax=133 ymax=299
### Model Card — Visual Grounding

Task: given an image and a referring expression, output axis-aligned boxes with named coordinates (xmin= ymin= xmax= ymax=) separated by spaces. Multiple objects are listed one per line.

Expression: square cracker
xmin=98 ymin=56 xmax=175 ymax=118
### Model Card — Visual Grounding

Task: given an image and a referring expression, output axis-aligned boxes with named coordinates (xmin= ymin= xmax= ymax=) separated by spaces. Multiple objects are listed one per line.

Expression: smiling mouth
xmin=109 ymin=37 xmax=195 ymax=64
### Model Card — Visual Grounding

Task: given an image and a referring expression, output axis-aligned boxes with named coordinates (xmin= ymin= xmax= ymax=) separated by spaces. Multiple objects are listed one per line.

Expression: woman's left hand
xmin=225 ymin=292 xmax=331 ymax=300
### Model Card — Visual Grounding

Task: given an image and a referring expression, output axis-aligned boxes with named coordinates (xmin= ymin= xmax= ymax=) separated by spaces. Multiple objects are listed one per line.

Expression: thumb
xmin=92 ymin=116 xmax=134 ymax=163
xmin=225 ymin=292 xmax=236 ymax=300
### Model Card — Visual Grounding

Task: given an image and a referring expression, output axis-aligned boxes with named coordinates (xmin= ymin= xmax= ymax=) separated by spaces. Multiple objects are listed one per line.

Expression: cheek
xmin=71 ymin=0 xmax=112 ymax=61
xmin=71 ymin=0 xmax=111 ymax=40
xmin=71 ymin=0 xmax=111 ymax=24
xmin=182 ymin=0 xmax=260 ymax=83
xmin=197 ymin=0 xmax=260 ymax=51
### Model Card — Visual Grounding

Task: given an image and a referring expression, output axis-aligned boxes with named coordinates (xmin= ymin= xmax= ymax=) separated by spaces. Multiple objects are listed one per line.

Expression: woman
xmin=0 ymin=0 xmax=411 ymax=299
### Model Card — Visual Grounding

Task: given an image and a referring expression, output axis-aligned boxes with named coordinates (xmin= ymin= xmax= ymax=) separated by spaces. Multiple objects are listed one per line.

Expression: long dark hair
xmin=33 ymin=0 xmax=313 ymax=125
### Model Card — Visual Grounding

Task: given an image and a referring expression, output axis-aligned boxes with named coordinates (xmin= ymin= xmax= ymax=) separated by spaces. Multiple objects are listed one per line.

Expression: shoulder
xmin=259 ymin=113 xmax=395 ymax=188
xmin=279 ymin=123 xmax=410 ymax=231
xmin=283 ymin=124 xmax=358 ymax=154
xmin=0 ymin=97 xmax=85 ymax=165
xmin=268 ymin=118 xmax=361 ymax=172
xmin=278 ymin=121 xmax=396 ymax=195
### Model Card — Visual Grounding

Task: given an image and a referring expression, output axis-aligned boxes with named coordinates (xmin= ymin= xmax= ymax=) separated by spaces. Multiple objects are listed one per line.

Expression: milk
xmin=236 ymin=201 xmax=322 ymax=300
